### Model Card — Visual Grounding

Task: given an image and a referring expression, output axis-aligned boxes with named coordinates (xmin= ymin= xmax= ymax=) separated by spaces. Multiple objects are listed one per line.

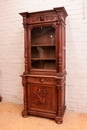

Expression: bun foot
xmin=55 ymin=117 xmax=63 ymax=124
xmin=22 ymin=110 xmax=29 ymax=118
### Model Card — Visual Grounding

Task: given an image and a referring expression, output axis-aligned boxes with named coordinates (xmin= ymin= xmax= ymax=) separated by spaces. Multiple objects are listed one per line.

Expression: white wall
xmin=0 ymin=0 xmax=87 ymax=113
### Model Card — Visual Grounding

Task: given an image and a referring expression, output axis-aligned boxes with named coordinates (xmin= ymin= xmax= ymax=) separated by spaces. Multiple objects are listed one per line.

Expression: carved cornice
xmin=46 ymin=14 xmax=57 ymax=20
xmin=19 ymin=7 xmax=68 ymax=25
xmin=54 ymin=7 xmax=68 ymax=17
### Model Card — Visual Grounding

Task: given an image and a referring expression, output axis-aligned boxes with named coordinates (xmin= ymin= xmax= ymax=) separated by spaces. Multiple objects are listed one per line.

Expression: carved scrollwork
xmin=46 ymin=14 xmax=57 ymax=20
xmin=29 ymin=16 xmax=39 ymax=23
xmin=29 ymin=14 xmax=57 ymax=23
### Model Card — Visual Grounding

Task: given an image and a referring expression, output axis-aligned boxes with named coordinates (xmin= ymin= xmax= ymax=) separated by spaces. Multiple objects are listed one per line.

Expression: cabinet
xmin=19 ymin=7 xmax=68 ymax=124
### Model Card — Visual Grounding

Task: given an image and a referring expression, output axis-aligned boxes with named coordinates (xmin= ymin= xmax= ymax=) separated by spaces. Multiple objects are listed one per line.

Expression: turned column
xmin=21 ymin=76 xmax=29 ymax=117
xmin=19 ymin=12 xmax=29 ymax=74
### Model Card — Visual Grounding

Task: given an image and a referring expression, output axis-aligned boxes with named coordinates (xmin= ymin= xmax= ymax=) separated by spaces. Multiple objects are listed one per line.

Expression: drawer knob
xmin=39 ymin=78 xmax=44 ymax=82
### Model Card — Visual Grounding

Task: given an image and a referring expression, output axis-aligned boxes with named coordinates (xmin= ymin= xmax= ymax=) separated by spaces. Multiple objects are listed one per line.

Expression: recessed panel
xmin=28 ymin=84 xmax=57 ymax=113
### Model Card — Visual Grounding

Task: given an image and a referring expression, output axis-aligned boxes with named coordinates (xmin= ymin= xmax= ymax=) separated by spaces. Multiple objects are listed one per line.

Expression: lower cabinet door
xmin=28 ymin=84 xmax=57 ymax=114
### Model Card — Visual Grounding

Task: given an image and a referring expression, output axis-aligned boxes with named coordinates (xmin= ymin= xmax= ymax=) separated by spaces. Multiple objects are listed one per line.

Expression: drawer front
xmin=27 ymin=76 xmax=56 ymax=85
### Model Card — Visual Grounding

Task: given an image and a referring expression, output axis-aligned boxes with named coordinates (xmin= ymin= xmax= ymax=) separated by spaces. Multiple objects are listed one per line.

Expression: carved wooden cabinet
xmin=20 ymin=7 xmax=68 ymax=124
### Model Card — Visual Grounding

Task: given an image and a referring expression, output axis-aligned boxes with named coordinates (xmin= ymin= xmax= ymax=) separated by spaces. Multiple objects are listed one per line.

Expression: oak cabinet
xmin=20 ymin=7 xmax=68 ymax=124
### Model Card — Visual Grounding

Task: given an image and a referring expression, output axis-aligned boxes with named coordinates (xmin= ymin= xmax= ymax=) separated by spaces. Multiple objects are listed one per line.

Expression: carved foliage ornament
xmin=29 ymin=14 xmax=58 ymax=23
xmin=32 ymin=88 xmax=52 ymax=108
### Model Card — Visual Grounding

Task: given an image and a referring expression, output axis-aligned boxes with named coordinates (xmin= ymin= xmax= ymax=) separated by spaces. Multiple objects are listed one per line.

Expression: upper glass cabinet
xmin=31 ymin=26 xmax=56 ymax=70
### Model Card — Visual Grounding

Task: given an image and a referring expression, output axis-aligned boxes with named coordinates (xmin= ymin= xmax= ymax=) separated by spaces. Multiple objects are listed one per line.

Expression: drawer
xmin=27 ymin=76 xmax=57 ymax=85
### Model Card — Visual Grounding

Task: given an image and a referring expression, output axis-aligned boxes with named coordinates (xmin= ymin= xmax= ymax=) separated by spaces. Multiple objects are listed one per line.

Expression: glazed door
xmin=31 ymin=26 xmax=56 ymax=70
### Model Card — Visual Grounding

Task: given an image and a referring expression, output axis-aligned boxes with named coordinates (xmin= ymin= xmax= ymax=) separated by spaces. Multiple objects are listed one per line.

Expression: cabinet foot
xmin=55 ymin=117 xmax=63 ymax=124
xmin=22 ymin=110 xmax=29 ymax=118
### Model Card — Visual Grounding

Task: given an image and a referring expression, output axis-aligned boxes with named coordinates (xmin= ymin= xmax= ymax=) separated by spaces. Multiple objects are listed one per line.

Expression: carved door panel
xmin=28 ymin=84 xmax=57 ymax=113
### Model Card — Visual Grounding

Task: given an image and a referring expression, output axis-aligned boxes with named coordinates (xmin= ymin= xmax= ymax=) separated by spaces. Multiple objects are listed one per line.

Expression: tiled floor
xmin=0 ymin=102 xmax=87 ymax=130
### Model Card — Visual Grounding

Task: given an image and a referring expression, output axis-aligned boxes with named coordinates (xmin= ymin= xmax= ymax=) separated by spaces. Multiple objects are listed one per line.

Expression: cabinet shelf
xmin=31 ymin=58 xmax=56 ymax=60
xmin=31 ymin=44 xmax=56 ymax=47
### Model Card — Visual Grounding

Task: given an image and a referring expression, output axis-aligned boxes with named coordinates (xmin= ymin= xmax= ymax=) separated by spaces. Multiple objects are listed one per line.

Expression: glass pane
xmin=31 ymin=26 xmax=55 ymax=45
xmin=31 ymin=46 xmax=55 ymax=58
xmin=31 ymin=26 xmax=56 ymax=70
xmin=31 ymin=60 xmax=56 ymax=69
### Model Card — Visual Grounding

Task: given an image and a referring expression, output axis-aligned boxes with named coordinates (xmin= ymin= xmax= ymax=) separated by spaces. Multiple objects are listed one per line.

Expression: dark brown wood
xmin=0 ymin=95 xmax=2 ymax=102
xmin=20 ymin=7 xmax=68 ymax=124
